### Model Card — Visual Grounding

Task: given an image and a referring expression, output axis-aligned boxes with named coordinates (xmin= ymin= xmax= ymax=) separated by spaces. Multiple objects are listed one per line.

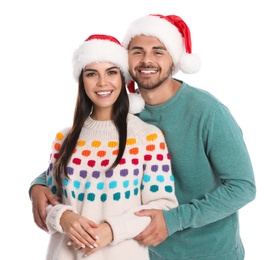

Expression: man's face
xmin=127 ymin=35 xmax=174 ymax=91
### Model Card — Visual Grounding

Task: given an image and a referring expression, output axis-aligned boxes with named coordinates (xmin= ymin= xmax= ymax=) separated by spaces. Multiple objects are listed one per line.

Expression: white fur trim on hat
xmin=122 ymin=15 xmax=200 ymax=74
xmin=128 ymin=93 xmax=145 ymax=114
xmin=72 ymin=39 xmax=130 ymax=82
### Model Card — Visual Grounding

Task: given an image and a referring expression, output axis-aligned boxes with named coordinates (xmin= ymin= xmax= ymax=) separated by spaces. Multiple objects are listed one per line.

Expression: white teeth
xmin=97 ymin=91 xmax=112 ymax=96
xmin=141 ymin=70 xmax=156 ymax=74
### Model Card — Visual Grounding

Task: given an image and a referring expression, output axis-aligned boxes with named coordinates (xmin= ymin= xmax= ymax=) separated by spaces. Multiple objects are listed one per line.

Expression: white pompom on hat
xmin=122 ymin=14 xmax=201 ymax=74
xmin=72 ymin=34 xmax=130 ymax=83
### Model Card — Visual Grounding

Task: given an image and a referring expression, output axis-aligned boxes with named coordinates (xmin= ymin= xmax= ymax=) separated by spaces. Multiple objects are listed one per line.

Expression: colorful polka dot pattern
xmin=46 ymin=122 xmax=175 ymax=206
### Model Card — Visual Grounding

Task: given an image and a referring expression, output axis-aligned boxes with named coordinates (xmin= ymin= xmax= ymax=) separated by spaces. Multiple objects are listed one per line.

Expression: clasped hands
xmin=62 ymin=209 xmax=168 ymax=257
xmin=61 ymin=211 xmax=113 ymax=257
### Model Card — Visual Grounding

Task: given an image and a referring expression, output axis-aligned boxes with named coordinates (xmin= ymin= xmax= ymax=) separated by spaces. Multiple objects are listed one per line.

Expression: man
xmin=30 ymin=14 xmax=256 ymax=260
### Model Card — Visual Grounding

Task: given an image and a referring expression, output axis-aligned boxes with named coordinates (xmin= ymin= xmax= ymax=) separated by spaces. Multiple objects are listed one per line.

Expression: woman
xmin=44 ymin=34 xmax=178 ymax=259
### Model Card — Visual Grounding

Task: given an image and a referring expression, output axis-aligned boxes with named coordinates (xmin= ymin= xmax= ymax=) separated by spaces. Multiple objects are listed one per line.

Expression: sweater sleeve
xmin=46 ymin=204 xmax=75 ymax=234
xmin=105 ymin=128 xmax=178 ymax=245
xmin=163 ymin=104 xmax=256 ymax=235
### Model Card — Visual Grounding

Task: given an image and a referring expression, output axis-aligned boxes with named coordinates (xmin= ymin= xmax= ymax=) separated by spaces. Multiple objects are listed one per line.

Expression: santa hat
xmin=73 ymin=34 xmax=130 ymax=82
xmin=122 ymin=14 xmax=201 ymax=75
xmin=72 ymin=34 xmax=145 ymax=114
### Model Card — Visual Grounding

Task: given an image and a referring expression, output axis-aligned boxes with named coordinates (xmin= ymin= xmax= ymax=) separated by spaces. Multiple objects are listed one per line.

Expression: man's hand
xmin=134 ymin=209 xmax=168 ymax=247
xmin=30 ymin=185 xmax=59 ymax=232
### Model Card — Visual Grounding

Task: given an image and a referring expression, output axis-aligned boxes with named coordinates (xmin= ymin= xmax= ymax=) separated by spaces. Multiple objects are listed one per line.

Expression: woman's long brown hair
xmin=54 ymin=70 xmax=129 ymax=186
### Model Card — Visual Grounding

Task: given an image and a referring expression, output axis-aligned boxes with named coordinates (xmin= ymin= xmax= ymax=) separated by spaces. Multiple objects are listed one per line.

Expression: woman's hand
xmin=60 ymin=211 xmax=100 ymax=249
xmin=68 ymin=222 xmax=113 ymax=257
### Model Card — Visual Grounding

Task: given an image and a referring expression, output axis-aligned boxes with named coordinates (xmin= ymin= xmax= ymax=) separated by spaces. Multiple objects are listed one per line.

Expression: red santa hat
xmin=122 ymin=14 xmax=201 ymax=75
xmin=72 ymin=34 xmax=145 ymax=114
xmin=73 ymin=34 xmax=130 ymax=82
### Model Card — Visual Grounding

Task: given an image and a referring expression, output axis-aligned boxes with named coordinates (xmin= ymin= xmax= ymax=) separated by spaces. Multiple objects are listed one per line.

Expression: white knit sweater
xmin=45 ymin=114 xmax=178 ymax=260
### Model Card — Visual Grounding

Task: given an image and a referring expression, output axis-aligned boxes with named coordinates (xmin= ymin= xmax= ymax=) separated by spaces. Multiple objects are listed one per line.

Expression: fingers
xmin=71 ymin=225 xmax=99 ymax=249
xmin=134 ymin=209 xmax=167 ymax=246
xmin=61 ymin=212 xmax=100 ymax=249
xmin=31 ymin=185 xmax=50 ymax=232
xmin=134 ymin=209 xmax=153 ymax=217
xmin=33 ymin=209 xmax=48 ymax=231
xmin=46 ymin=190 xmax=60 ymax=206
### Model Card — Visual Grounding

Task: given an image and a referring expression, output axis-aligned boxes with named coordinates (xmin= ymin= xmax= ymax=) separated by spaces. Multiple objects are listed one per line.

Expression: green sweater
xmin=31 ymin=82 xmax=256 ymax=260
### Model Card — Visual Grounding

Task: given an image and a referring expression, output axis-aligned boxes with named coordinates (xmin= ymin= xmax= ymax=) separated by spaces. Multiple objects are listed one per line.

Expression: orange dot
xmin=82 ymin=150 xmax=91 ymax=156
xmin=54 ymin=142 xmax=61 ymax=151
xmin=129 ymin=147 xmax=139 ymax=155
xmin=97 ymin=150 xmax=106 ymax=157
xmin=146 ymin=144 xmax=155 ymax=151
xmin=113 ymin=149 xmax=119 ymax=155
xmin=160 ymin=142 xmax=166 ymax=150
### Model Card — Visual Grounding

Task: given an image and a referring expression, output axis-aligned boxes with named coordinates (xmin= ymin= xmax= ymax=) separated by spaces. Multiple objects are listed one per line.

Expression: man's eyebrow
xmin=129 ymin=46 xmax=167 ymax=51
xmin=153 ymin=46 xmax=167 ymax=50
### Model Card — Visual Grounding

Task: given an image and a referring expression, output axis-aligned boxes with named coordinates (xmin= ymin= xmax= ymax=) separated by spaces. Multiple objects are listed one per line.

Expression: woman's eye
xmin=87 ymin=72 xmax=96 ymax=77
xmin=108 ymin=70 xmax=117 ymax=75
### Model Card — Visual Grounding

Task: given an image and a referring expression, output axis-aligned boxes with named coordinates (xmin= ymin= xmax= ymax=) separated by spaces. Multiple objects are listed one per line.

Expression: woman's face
xmin=83 ymin=62 xmax=122 ymax=119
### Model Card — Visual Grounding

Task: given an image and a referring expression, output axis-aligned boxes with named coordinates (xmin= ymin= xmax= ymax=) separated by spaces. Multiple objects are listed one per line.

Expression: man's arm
xmin=29 ymin=171 xmax=59 ymax=231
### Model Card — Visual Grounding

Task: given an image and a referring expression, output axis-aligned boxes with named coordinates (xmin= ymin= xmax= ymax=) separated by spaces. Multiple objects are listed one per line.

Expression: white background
xmin=1 ymin=0 xmax=276 ymax=259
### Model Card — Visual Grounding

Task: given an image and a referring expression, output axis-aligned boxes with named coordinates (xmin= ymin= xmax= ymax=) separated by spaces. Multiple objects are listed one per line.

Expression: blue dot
xmin=150 ymin=185 xmax=159 ymax=192
xmin=97 ymin=182 xmax=104 ymax=190
xmin=113 ymin=192 xmax=121 ymax=201
xmin=73 ymin=180 xmax=80 ymax=189
xmin=123 ymin=180 xmax=129 ymax=188
xmin=143 ymin=174 xmax=151 ymax=182
xmin=165 ymin=186 xmax=173 ymax=193
xmin=78 ymin=193 xmax=84 ymax=201
xmin=133 ymin=179 xmax=139 ymax=186
xmin=109 ymin=181 xmax=117 ymax=189
xmin=101 ymin=194 xmax=107 ymax=202
xmin=125 ymin=190 xmax=130 ymax=199
xmin=51 ymin=185 xmax=57 ymax=194
xmin=63 ymin=178 xmax=69 ymax=186
xmin=156 ymin=175 xmax=164 ymax=182
xmin=47 ymin=176 xmax=52 ymax=186
xmin=85 ymin=182 xmax=91 ymax=189
xmin=87 ymin=193 xmax=95 ymax=202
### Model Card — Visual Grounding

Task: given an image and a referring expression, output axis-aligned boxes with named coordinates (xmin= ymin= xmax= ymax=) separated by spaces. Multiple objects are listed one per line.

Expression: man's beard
xmin=130 ymin=65 xmax=173 ymax=91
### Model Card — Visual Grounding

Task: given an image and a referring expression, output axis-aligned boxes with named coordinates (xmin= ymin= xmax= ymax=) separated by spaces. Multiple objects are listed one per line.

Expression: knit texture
xmin=45 ymin=114 xmax=178 ymax=260
xmin=139 ymin=82 xmax=256 ymax=260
